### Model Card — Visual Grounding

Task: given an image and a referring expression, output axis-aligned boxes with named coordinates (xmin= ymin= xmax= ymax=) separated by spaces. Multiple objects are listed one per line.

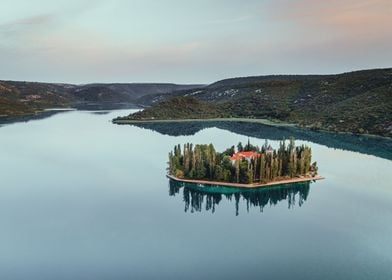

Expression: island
xmin=167 ymin=139 xmax=323 ymax=188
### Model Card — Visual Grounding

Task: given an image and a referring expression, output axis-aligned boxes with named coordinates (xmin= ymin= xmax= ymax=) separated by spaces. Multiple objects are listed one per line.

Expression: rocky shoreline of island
xmin=167 ymin=174 xmax=324 ymax=189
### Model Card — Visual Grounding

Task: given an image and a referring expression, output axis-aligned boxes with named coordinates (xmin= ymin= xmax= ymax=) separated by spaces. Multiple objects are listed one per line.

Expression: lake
xmin=0 ymin=109 xmax=391 ymax=280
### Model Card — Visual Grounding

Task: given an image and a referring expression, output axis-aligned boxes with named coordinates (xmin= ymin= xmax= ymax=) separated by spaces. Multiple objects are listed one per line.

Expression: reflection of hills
xmin=0 ymin=110 xmax=63 ymax=127
xmin=132 ymin=121 xmax=392 ymax=160
xmin=169 ymin=179 xmax=311 ymax=215
xmin=0 ymin=104 xmax=135 ymax=126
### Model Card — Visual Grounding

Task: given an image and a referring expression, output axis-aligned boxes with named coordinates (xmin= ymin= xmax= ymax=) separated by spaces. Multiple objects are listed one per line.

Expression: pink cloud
xmin=269 ymin=0 xmax=392 ymax=40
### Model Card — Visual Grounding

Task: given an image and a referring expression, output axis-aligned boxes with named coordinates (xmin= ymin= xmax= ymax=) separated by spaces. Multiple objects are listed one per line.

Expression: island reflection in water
xmin=169 ymin=179 xmax=311 ymax=215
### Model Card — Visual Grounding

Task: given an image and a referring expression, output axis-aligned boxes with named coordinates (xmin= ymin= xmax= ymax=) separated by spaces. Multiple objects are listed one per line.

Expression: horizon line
xmin=1 ymin=66 xmax=390 ymax=86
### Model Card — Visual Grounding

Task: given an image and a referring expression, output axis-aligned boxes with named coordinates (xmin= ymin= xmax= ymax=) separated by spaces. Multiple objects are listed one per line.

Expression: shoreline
xmin=113 ymin=117 xmax=295 ymax=127
xmin=0 ymin=104 xmax=140 ymax=124
xmin=0 ymin=108 xmax=75 ymax=124
xmin=113 ymin=117 xmax=392 ymax=140
xmin=167 ymin=174 xmax=325 ymax=189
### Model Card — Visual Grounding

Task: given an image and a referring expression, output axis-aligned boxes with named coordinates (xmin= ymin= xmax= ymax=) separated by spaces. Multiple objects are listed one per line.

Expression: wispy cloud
xmin=263 ymin=0 xmax=392 ymax=62
xmin=0 ymin=0 xmax=102 ymax=34
xmin=0 ymin=0 xmax=104 ymax=50
xmin=269 ymin=0 xmax=392 ymax=37
xmin=0 ymin=13 xmax=55 ymax=32
xmin=0 ymin=0 xmax=390 ymax=84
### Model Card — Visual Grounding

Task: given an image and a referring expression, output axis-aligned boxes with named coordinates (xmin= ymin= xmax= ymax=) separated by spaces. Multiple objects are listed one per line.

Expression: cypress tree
xmin=235 ymin=159 xmax=240 ymax=183
xmin=237 ymin=142 xmax=244 ymax=152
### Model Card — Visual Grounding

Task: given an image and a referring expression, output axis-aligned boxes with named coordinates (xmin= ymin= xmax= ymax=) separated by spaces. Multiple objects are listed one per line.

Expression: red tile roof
xmin=230 ymin=151 xmax=261 ymax=161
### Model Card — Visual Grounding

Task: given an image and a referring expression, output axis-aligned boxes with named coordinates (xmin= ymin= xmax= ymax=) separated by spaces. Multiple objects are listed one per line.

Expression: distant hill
xmin=120 ymin=96 xmax=224 ymax=120
xmin=120 ymin=68 xmax=392 ymax=137
xmin=0 ymin=81 xmax=203 ymax=117
xmin=2 ymin=68 xmax=391 ymax=137
xmin=72 ymin=83 xmax=203 ymax=104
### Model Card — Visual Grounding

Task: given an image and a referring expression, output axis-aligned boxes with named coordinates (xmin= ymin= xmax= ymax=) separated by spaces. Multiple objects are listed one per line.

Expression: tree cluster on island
xmin=168 ymin=138 xmax=318 ymax=184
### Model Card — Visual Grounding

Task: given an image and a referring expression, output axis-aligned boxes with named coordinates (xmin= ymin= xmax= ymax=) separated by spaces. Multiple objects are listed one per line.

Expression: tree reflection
xmin=169 ymin=179 xmax=311 ymax=216
xmin=127 ymin=121 xmax=392 ymax=160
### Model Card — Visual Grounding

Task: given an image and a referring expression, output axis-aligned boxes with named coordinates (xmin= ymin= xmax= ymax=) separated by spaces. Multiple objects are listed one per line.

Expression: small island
xmin=168 ymin=139 xmax=323 ymax=188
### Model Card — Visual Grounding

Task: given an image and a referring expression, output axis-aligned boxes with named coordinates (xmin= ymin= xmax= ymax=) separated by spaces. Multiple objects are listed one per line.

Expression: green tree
xmin=235 ymin=159 xmax=240 ymax=183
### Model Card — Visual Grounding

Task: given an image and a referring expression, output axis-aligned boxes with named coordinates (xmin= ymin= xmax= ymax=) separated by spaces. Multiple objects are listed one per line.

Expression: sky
xmin=0 ymin=0 xmax=391 ymax=84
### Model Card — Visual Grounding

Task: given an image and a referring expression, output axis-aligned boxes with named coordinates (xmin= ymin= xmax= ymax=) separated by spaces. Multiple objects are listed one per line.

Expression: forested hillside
xmin=122 ymin=68 xmax=392 ymax=137
xmin=0 ymin=81 xmax=202 ymax=117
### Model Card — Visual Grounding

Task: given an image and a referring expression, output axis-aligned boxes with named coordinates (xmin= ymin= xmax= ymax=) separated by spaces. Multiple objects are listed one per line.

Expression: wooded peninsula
xmin=168 ymin=139 xmax=320 ymax=187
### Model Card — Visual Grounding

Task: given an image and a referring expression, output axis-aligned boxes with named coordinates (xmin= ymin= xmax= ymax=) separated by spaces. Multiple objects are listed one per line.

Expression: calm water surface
xmin=0 ymin=110 xmax=391 ymax=280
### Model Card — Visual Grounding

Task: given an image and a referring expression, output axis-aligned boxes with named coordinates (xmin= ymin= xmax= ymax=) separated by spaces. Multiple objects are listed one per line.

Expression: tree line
xmin=168 ymin=138 xmax=318 ymax=184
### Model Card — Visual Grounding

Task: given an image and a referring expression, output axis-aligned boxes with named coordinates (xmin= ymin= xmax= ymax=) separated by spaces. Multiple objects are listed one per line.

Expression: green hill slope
xmin=117 ymin=96 xmax=224 ymax=120
xmin=122 ymin=68 xmax=392 ymax=137
xmin=0 ymin=81 xmax=202 ymax=117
